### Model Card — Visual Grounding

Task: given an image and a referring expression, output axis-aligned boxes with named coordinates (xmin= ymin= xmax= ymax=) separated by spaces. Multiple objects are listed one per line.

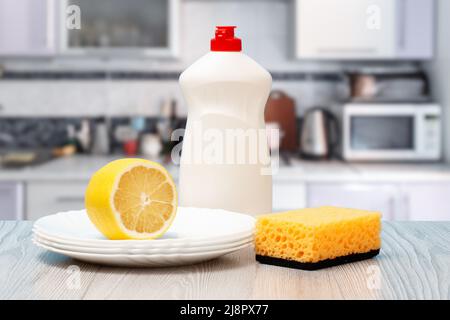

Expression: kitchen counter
xmin=0 ymin=221 xmax=449 ymax=299
xmin=2 ymin=155 xmax=450 ymax=182
xmin=0 ymin=155 xmax=123 ymax=181
xmin=3 ymin=155 xmax=450 ymax=221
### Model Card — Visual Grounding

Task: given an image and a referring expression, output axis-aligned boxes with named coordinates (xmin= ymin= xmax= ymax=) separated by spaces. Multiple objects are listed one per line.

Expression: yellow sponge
xmin=255 ymin=206 xmax=381 ymax=270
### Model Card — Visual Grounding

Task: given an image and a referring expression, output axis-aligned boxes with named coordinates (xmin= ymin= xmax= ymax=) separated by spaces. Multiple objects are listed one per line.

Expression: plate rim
xmin=33 ymin=227 xmax=254 ymax=249
xmin=33 ymin=233 xmax=254 ymax=255
xmin=33 ymin=208 xmax=256 ymax=245
xmin=33 ymin=238 xmax=252 ymax=259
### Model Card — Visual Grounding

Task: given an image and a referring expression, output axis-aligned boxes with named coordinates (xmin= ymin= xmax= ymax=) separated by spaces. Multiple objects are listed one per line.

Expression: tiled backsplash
xmin=0 ymin=79 xmax=182 ymax=117
xmin=0 ymin=71 xmax=347 ymax=117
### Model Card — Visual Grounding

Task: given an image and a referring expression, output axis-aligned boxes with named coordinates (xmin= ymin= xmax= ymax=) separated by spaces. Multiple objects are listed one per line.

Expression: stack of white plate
xmin=33 ymin=207 xmax=255 ymax=267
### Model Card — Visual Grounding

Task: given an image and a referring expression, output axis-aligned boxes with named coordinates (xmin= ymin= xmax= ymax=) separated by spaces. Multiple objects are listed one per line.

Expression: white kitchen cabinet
xmin=26 ymin=181 xmax=87 ymax=220
xmin=0 ymin=0 xmax=56 ymax=56
xmin=296 ymin=0 xmax=395 ymax=59
xmin=0 ymin=182 xmax=24 ymax=220
xmin=395 ymin=0 xmax=434 ymax=59
xmin=295 ymin=0 xmax=434 ymax=60
xmin=57 ymin=0 xmax=179 ymax=57
xmin=399 ymin=183 xmax=450 ymax=220
xmin=0 ymin=0 xmax=179 ymax=57
xmin=273 ymin=182 xmax=306 ymax=212
xmin=307 ymin=183 xmax=402 ymax=220
xmin=307 ymin=181 xmax=450 ymax=221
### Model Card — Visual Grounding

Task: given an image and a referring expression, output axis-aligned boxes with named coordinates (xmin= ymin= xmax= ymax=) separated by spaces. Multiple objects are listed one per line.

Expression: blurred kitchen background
xmin=0 ymin=0 xmax=449 ymax=221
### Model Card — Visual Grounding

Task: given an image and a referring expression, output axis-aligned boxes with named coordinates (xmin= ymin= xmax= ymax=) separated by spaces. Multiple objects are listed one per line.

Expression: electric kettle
xmin=300 ymin=107 xmax=338 ymax=159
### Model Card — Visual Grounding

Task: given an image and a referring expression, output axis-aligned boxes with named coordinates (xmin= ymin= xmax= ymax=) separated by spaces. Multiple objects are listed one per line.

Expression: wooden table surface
xmin=0 ymin=221 xmax=449 ymax=300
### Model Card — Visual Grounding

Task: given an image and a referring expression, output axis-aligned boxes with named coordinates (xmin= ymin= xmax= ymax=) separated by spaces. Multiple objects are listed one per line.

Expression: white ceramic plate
xmin=33 ymin=239 xmax=253 ymax=267
xmin=33 ymin=226 xmax=253 ymax=250
xmin=33 ymin=208 xmax=255 ymax=248
xmin=33 ymin=233 xmax=254 ymax=255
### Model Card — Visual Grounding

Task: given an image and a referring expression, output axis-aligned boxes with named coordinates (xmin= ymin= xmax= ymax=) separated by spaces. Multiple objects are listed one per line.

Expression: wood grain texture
xmin=0 ymin=221 xmax=449 ymax=300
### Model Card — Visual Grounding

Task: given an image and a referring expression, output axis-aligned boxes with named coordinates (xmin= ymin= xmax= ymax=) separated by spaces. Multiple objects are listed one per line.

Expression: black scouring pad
xmin=256 ymin=249 xmax=380 ymax=271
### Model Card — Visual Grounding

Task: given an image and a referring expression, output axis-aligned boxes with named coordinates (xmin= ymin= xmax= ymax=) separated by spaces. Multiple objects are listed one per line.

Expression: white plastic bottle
xmin=179 ymin=26 xmax=272 ymax=215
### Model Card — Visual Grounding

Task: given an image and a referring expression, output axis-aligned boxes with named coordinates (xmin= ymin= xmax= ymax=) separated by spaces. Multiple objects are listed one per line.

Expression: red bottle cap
xmin=210 ymin=26 xmax=242 ymax=52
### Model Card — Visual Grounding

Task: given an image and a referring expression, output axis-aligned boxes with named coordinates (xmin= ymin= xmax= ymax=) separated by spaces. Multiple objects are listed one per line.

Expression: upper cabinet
xmin=295 ymin=0 xmax=435 ymax=60
xmin=0 ymin=0 xmax=56 ymax=56
xmin=58 ymin=0 xmax=179 ymax=57
xmin=395 ymin=0 xmax=434 ymax=59
xmin=0 ymin=0 xmax=179 ymax=57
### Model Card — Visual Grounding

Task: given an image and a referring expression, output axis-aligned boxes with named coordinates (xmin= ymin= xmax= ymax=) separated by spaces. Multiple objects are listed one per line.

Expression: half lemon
xmin=85 ymin=158 xmax=177 ymax=240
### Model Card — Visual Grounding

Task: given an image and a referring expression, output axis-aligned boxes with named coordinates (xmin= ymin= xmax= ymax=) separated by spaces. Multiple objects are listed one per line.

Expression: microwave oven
xmin=340 ymin=103 xmax=441 ymax=161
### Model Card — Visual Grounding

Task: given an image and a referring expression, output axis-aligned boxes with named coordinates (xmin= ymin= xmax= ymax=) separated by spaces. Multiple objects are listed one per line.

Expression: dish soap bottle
xmin=179 ymin=26 xmax=272 ymax=215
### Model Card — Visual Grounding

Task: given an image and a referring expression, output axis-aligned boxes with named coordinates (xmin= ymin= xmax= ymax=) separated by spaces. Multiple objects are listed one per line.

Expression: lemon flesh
xmin=85 ymin=158 xmax=177 ymax=240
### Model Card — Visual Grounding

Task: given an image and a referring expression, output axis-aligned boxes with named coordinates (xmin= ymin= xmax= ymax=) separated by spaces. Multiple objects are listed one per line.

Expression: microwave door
xmin=346 ymin=115 xmax=417 ymax=160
